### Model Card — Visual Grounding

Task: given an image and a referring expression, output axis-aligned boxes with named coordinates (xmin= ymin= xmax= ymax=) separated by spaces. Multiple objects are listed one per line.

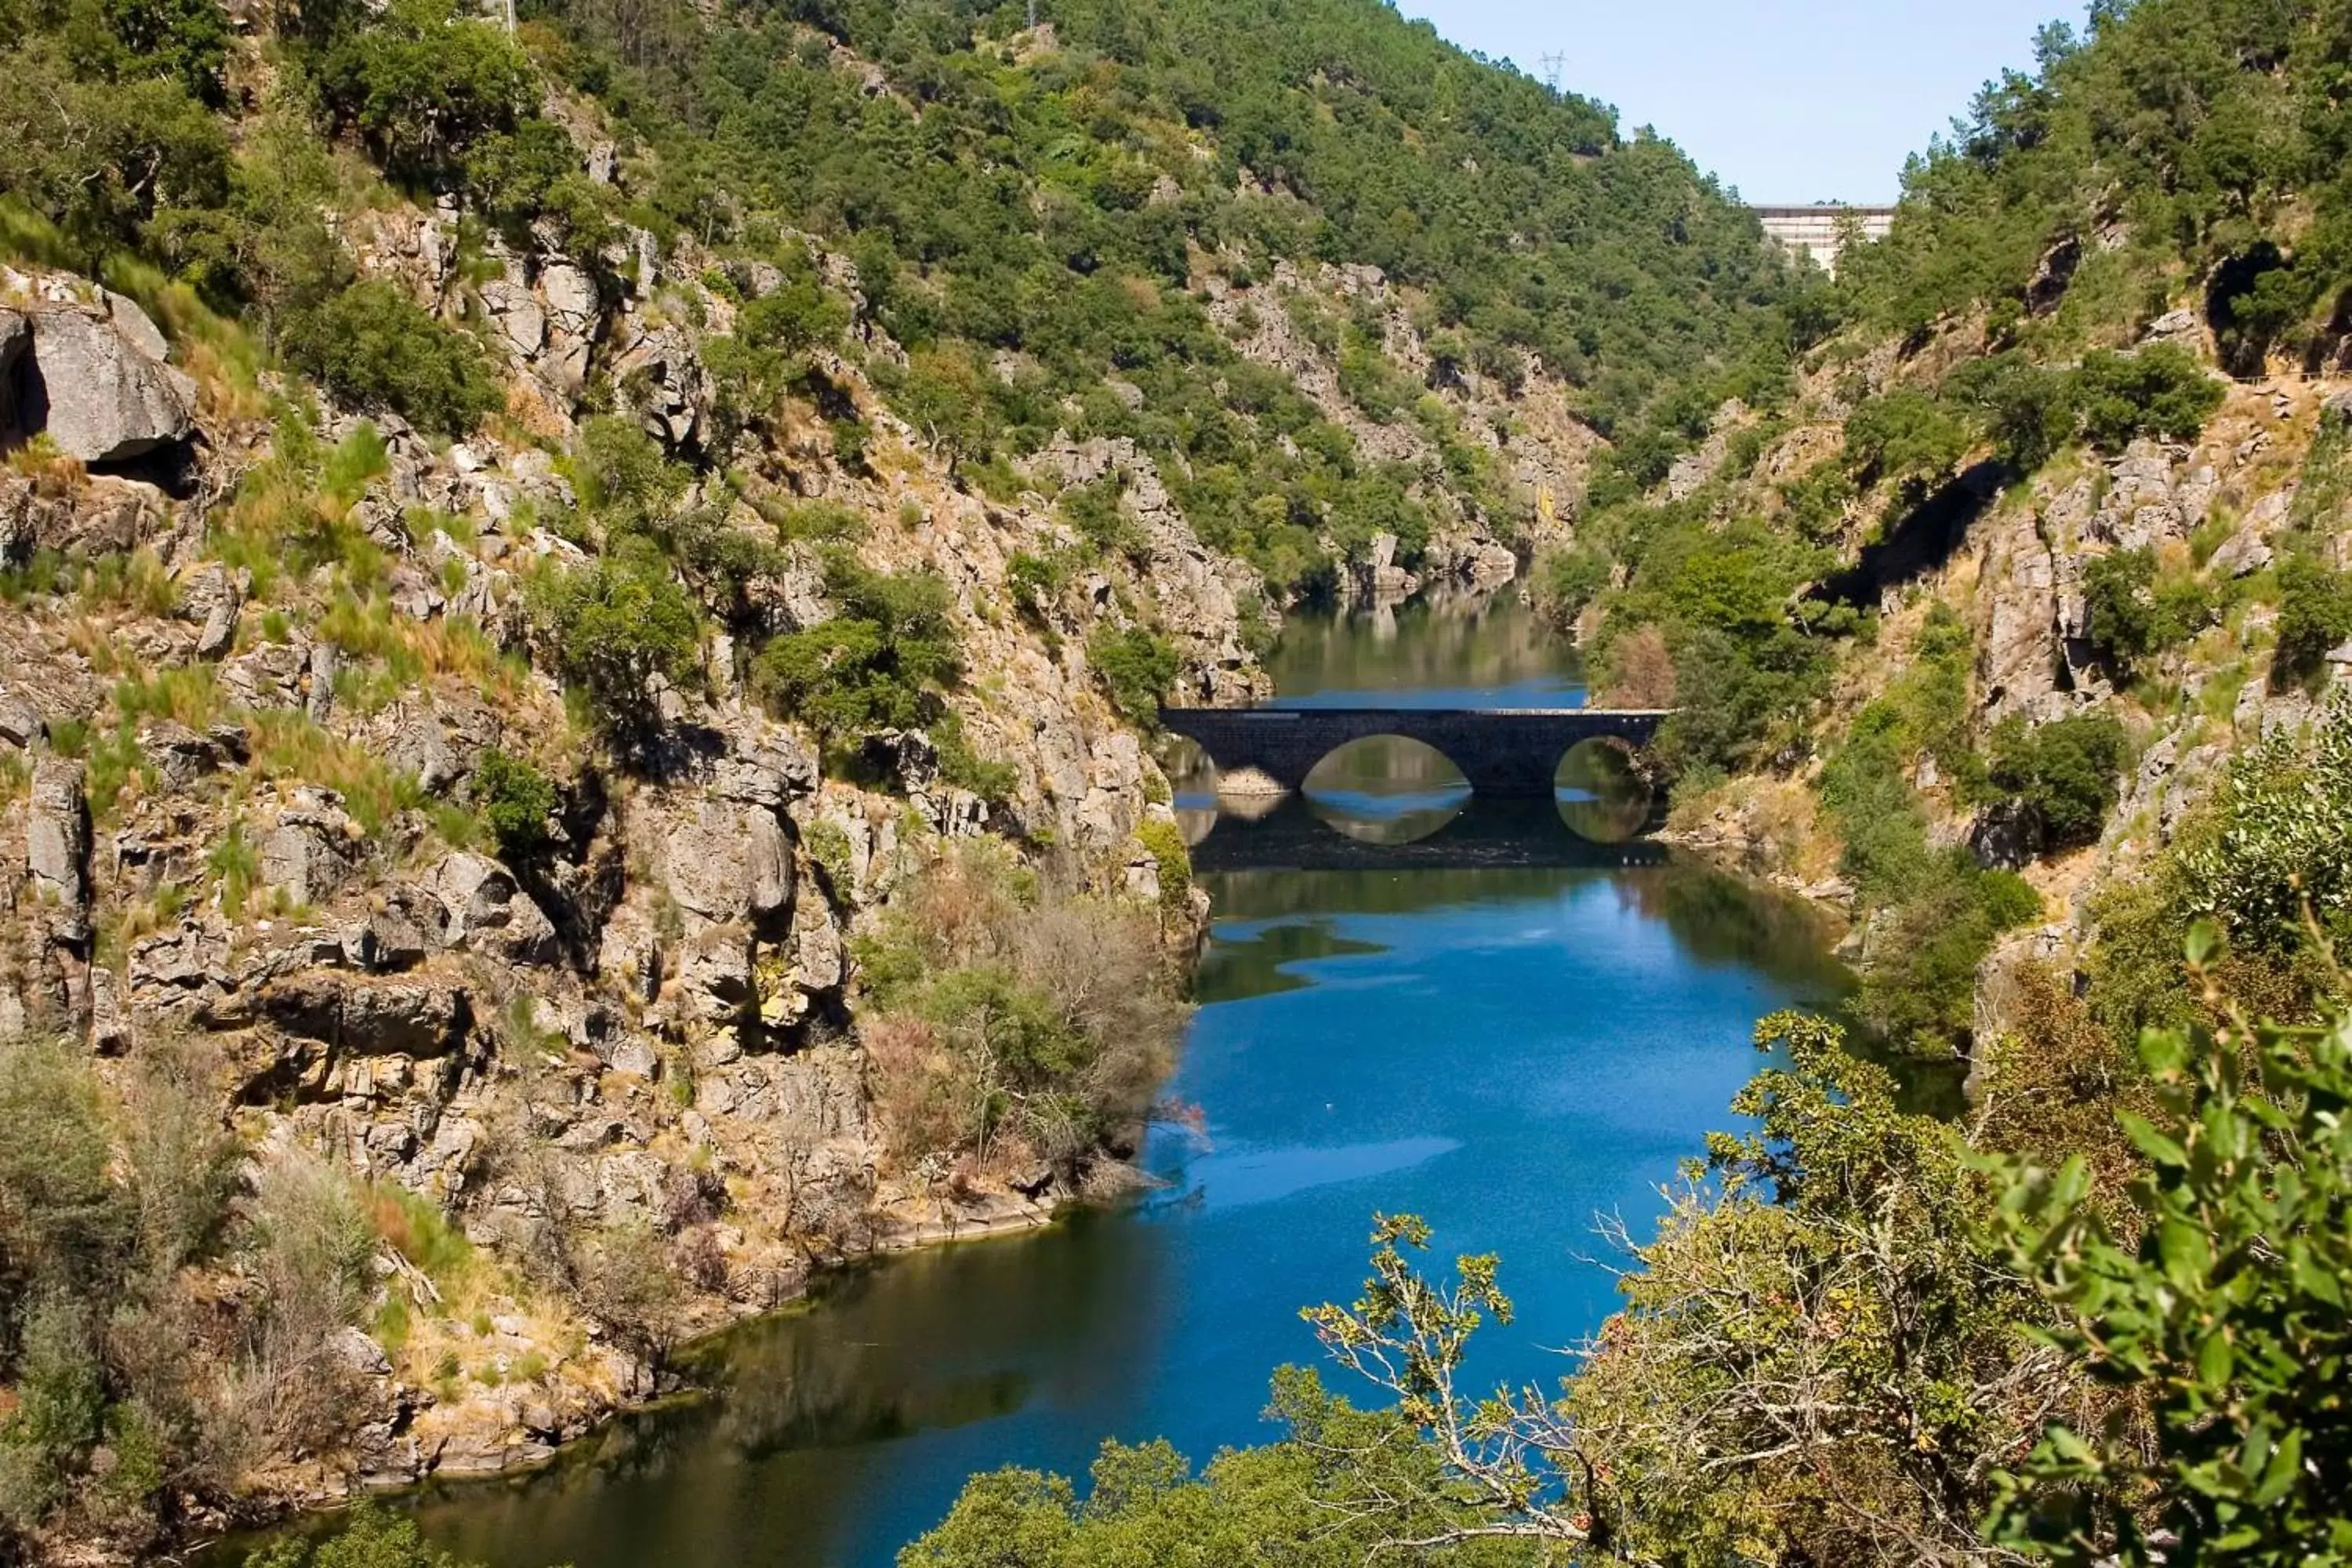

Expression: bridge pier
xmin=1158 ymin=707 xmax=1672 ymax=802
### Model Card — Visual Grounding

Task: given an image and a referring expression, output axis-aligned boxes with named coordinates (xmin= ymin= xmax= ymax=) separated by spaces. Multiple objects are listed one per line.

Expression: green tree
xmin=1994 ymin=938 xmax=2352 ymax=1565
xmin=245 ymin=1504 xmax=474 ymax=1568
xmin=281 ymin=281 xmax=502 ymax=437
xmin=1989 ymin=711 xmax=2131 ymax=850
xmin=308 ymin=0 xmax=535 ymax=183
xmin=471 ymin=750 xmax=557 ymax=865
xmin=751 ymin=555 xmax=960 ymax=746
xmin=1087 ymin=627 xmax=1179 ymax=727
xmin=528 ymin=550 xmax=702 ymax=739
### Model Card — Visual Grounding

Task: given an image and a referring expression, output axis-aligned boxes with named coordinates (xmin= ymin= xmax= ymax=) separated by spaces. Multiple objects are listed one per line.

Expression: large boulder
xmin=260 ymin=971 xmax=473 ymax=1057
xmin=664 ymin=801 xmax=792 ymax=924
xmin=430 ymin=851 xmax=559 ymax=966
xmin=21 ymin=301 xmax=198 ymax=463
xmin=261 ymin=789 xmax=361 ymax=906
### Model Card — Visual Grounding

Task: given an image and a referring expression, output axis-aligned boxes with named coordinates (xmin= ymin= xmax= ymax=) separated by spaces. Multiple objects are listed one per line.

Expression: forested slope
xmin=0 ymin=0 xmax=1818 ymax=1559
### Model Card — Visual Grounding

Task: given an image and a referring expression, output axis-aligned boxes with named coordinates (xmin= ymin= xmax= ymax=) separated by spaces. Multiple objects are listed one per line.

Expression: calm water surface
xmin=403 ymin=594 xmax=1847 ymax=1568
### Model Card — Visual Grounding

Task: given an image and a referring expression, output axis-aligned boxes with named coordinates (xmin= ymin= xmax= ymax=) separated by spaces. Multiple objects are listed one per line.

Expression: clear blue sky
xmin=1400 ymin=1 xmax=2089 ymax=203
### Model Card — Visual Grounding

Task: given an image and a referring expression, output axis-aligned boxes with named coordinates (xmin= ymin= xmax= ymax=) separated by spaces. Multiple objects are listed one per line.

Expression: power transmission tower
xmin=1538 ymin=52 xmax=1564 ymax=93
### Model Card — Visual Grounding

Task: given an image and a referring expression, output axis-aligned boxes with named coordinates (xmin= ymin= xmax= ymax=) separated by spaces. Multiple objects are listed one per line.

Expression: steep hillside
xmin=0 ymin=0 xmax=1813 ymax=1559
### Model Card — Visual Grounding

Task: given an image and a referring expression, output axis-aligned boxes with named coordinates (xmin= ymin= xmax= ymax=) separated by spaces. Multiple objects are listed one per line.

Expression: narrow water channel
xmin=400 ymin=592 xmax=1849 ymax=1568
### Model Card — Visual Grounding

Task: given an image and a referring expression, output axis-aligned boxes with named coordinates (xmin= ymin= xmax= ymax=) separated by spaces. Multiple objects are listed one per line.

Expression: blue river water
xmin=394 ymin=596 xmax=1849 ymax=1568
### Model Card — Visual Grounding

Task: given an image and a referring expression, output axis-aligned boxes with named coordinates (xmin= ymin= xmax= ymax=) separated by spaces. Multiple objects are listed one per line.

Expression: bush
xmin=2270 ymin=555 xmax=2352 ymax=690
xmin=2081 ymin=549 xmax=2206 ymax=672
xmin=1134 ymin=818 xmax=1192 ymax=919
xmin=1988 ymin=712 xmax=2130 ymax=850
xmin=1533 ymin=544 xmax=1611 ymax=625
xmin=1994 ymin=967 xmax=2352 ymax=1564
xmin=244 ymin=1503 xmax=474 ymax=1568
xmin=2071 ymin=345 xmax=2224 ymax=454
xmin=751 ymin=555 xmax=959 ymax=745
xmin=934 ymin=711 xmax=1018 ymax=803
xmin=309 ymin=0 xmax=534 ymax=182
xmin=1088 ymin=626 xmax=1179 ymax=725
xmin=527 ymin=549 xmax=702 ymax=738
xmin=281 ymin=281 xmax=502 ymax=437
xmin=855 ymin=844 xmax=1186 ymax=1168
xmin=471 ymin=750 xmax=555 ymax=864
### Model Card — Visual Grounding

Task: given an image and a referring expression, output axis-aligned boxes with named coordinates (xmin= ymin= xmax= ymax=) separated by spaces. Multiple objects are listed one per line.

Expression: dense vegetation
xmin=2 ymin=0 xmax=1811 ymax=593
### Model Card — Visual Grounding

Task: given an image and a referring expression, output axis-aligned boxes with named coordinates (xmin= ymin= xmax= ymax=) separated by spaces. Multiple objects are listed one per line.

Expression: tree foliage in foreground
xmin=1992 ymin=928 xmax=2352 ymax=1566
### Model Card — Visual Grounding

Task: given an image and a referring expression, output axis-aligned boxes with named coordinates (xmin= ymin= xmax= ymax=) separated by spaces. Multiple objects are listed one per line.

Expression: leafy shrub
xmin=2270 ymin=555 xmax=2352 ymax=690
xmin=1533 ymin=544 xmax=1610 ymax=625
xmin=1088 ymin=626 xmax=1179 ymax=725
xmin=855 ymin=844 xmax=1185 ymax=1169
xmin=527 ymin=549 xmax=702 ymax=737
xmin=309 ymin=0 xmax=534 ymax=181
xmin=2081 ymin=549 xmax=2207 ymax=672
xmin=0 ymin=38 xmax=229 ymax=252
xmin=934 ymin=711 xmax=1018 ymax=803
xmin=1994 ymin=966 xmax=2352 ymax=1563
xmin=1843 ymin=387 xmax=1972 ymax=492
xmin=751 ymin=555 xmax=959 ymax=744
xmin=1134 ymin=818 xmax=1191 ymax=919
xmin=471 ymin=750 xmax=555 ymax=864
xmin=2181 ymin=696 xmax=2352 ymax=950
xmin=281 ymin=281 xmax=502 ymax=437
xmin=244 ymin=1502 xmax=474 ymax=1568
xmin=1058 ymin=479 xmax=1138 ymax=557
xmin=1988 ymin=712 xmax=2130 ymax=850
xmin=2070 ymin=345 xmax=2223 ymax=454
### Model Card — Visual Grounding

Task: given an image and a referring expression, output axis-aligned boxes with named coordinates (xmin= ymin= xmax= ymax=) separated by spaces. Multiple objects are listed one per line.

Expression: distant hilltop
xmin=1748 ymin=204 xmax=1898 ymax=272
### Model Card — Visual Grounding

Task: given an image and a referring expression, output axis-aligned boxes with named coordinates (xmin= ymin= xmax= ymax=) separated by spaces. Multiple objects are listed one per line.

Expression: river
xmin=394 ymin=592 xmax=1850 ymax=1568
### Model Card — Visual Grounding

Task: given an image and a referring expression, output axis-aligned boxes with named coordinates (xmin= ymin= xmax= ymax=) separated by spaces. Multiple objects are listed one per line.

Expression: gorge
xmin=8 ymin=0 xmax=2352 ymax=1562
xmin=386 ymin=594 xmax=1852 ymax=1568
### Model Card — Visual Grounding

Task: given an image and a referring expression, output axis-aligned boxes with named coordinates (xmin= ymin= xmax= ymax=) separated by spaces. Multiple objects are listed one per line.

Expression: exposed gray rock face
xmin=262 ymin=789 xmax=361 ymax=906
xmin=179 ymin=562 xmax=244 ymax=658
xmin=27 ymin=757 xmax=91 ymax=942
xmin=2209 ymin=524 xmax=2276 ymax=578
xmin=343 ymin=885 xmax=446 ymax=971
xmin=138 ymin=719 xmax=227 ymax=788
xmin=610 ymin=322 xmax=711 ymax=450
xmin=2088 ymin=441 xmax=2188 ymax=550
xmin=1980 ymin=511 xmax=2059 ymax=718
xmin=22 ymin=302 xmax=198 ymax=462
xmin=430 ymin=852 xmax=559 ymax=966
xmin=1969 ymin=798 xmax=2043 ymax=871
xmin=665 ymin=801 xmax=792 ymax=924
xmin=260 ymin=971 xmax=473 ymax=1057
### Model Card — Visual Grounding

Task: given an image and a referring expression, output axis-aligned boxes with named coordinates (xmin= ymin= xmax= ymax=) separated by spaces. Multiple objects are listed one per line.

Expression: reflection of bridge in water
xmin=1189 ymin=796 xmax=1671 ymax=875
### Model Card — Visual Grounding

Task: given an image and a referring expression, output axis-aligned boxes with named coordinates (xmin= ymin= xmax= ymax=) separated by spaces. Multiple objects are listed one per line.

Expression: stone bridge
xmin=1158 ymin=706 xmax=1671 ymax=799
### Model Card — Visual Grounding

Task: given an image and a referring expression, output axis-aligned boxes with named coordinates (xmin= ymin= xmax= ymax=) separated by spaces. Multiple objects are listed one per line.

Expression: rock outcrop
xmin=4 ymin=292 xmax=198 ymax=463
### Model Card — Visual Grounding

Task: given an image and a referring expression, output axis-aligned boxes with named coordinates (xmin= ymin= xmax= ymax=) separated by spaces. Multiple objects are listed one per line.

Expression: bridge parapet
xmin=1159 ymin=706 xmax=1671 ymax=800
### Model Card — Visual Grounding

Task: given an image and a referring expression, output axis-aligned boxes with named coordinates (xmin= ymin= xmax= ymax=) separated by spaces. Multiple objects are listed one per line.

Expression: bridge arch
xmin=1554 ymin=735 xmax=1653 ymax=844
xmin=1300 ymin=735 xmax=1471 ymax=846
